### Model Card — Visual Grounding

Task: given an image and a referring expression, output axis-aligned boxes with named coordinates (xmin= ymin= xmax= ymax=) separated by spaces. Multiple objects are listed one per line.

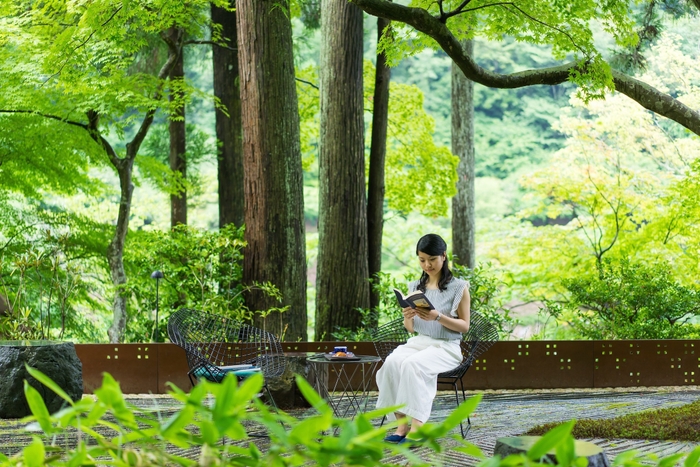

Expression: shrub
xmin=0 ymin=219 xmax=107 ymax=342
xmin=543 ymin=259 xmax=700 ymax=339
xmin=123 ymin=224 xmax=287 ymax=342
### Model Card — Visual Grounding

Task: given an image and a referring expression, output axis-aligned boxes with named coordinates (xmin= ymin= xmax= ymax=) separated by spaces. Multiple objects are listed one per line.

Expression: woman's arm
xmin=402 ymin=306 xmax=416 ymax=332
xmin=416 ymin=286 xmax=471 ymax=333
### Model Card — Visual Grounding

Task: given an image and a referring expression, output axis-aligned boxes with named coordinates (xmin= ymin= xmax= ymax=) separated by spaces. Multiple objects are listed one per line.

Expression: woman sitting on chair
xmin=376 ymin=233 xmax=471 ymax=444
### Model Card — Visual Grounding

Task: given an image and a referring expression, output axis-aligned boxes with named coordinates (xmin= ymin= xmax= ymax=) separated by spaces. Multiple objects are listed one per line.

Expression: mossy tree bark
xmin=367 ymin=16 xmax=392 ymax=323
xmin=168 ymin=27 xmax=187 ymax=228
xmin=315 ymin=0 xmax=369 ymax=339
xmin=237 ymin=0 xmax=307 ymax=340
xmin=451 ymin=40 xmax=475 ymax=269
xmin=212 ymin=4 xmax=244 ymax=229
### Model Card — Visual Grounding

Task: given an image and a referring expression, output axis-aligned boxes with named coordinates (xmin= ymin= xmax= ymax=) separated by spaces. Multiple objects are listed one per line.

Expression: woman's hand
xmin=402 ymin=306 xmax=417 ymax=319
xmin=402 ymin=306 xmax=417 ymax=333
xmin=414 ymin=307 xmax=436 ymax=321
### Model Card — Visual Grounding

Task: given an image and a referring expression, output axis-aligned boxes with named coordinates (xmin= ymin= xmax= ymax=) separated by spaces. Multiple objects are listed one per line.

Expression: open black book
xmin=393 ymin=288 xmax=435 ymax=310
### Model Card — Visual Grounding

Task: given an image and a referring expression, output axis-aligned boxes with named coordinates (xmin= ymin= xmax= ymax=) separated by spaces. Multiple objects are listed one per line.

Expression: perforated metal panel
xmin=75 ymin=340 xmax=700 ymax=393
xmin=76 ymin=344 xmax=162 ymax=394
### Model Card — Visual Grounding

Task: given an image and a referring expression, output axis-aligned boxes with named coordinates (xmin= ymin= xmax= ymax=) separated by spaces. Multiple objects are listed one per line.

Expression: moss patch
xmin=526 ymin=399 xmax=700 ymax=441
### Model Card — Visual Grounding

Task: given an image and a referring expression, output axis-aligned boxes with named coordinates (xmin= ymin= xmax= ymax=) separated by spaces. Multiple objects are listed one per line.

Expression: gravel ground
xmin=1 ymin=387 xmax=699 ymax=466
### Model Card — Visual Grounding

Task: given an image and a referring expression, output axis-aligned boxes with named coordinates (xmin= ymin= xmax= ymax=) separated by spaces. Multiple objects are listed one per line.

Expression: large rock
xmin=0 ymin=340 xmax=83 ymax=418
xmin=495 ymin=436 xmax=610 ymax=467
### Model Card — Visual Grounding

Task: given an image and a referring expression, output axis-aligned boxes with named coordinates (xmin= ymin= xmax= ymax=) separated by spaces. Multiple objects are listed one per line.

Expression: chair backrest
xmin=370 ymin=311 xmax=500 ymax=379
xmin=438 ymin=311 xmax=499 ymax=380
xmin=371 ymin=318 xmax=411 ymax=361
xmin=167 ymin=307 xmax=285 ymax=381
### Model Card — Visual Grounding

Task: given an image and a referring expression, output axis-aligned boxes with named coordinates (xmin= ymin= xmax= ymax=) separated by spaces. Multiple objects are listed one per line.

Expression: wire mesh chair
xmin=167 ymin=307 xmax=286 ymax=411
xmin=371 ymin=310 xmax=500 ymax=438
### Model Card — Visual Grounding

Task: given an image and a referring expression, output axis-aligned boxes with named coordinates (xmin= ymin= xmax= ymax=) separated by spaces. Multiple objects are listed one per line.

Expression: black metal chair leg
xmin=371 ymin=311 xmax=499 ymax=442
xmin=457 ymin=377 xmax=471 ymax=438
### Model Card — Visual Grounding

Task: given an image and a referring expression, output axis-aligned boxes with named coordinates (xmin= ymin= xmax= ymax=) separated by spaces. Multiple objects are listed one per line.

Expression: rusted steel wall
xmin=75 ymin=343 xmax=190 ymax=394
xmin=75 ymin=340 xmax=700 ymax=394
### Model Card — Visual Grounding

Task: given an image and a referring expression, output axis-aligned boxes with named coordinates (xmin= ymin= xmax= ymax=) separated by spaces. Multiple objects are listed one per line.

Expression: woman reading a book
xmin=376 ymin=233 xmax=470 ymax=445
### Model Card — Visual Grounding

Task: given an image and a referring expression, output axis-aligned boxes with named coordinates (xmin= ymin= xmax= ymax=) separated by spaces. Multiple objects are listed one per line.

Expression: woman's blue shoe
xmin=384 ymin=434 xmax=407 ymax=443
xmin=397 ymin=437 xmax=424 ymax=449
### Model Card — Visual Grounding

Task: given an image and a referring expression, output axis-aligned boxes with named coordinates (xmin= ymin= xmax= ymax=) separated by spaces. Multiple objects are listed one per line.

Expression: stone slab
xmin=495 ymin=435 xmax=610 ymax=467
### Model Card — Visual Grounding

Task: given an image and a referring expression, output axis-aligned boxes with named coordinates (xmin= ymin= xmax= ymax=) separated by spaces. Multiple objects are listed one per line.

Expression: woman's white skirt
xmin=375 ymin=334 xmax=462 ymax=423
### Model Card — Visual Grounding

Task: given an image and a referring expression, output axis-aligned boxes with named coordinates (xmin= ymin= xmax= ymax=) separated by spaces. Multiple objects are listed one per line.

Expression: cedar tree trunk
xmin=451 ymin=40 xmax=476 ymax=269
xmin=367 ymin=16 xmax=391 ymax=322
xmin=316 ymin=0 xmax=368 ymax=339
xmin=168 ymin=28 xmax=187 ymax=227
xmin=212 ymin=4 xmax=244 ymax=228
xmin=237 ymin=0 xmax=307 ymax=340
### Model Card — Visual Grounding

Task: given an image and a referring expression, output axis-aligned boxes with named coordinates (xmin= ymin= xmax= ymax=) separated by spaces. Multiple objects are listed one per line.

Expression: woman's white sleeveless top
xmin=409 ymin=277 xmax=468 ymax=341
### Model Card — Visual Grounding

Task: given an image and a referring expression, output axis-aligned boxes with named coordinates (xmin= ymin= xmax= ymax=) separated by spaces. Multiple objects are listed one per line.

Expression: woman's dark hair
xmin=416 ymin=233 xmax=453 ymax=292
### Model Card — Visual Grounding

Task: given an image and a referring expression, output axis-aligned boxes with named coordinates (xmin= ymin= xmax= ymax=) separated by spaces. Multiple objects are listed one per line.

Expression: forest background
xmin=2 ymin=0 xmax=700 ymax=344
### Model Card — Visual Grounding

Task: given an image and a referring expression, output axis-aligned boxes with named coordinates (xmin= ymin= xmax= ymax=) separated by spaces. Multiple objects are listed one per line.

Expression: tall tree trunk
xmin=237 ymin=0 xmax=307 ymax=340
xmin=451 ymin=39 xmax=476 ymax=269
xmin=106 ymin=155 xmax=135 ymax=342
xmin=168 ymin=28 xmax=187 ymax=227
xmin=367 ymin=16 xmax=391 ymax=324
xmin=316 ymin=0 xmax=368 ymax=340
xmin=212 ymin=4 xmax=244 ymax=228
xmin=99 ymin=32 xmax=180 ymax=343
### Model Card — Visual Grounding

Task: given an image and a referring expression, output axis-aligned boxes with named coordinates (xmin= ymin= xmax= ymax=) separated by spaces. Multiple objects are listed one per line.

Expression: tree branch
xmin=185 ymin=39 xmax=236 ymax=51
xmin=351 ymin=0 xmax=700 ymax=137
xmin=296 ymin=77 xmax=319 ymax=90
xmin=125 ymin=28 xmax=182 ymax=159
xmin=442 ymin=0 xmax=474 ymax=22
xmin=85 ymin=110 xmax=121 ymax=166
xmin=0 ymin=109 xmax=86 ymax=129
xmin=464 ymin=2 xmax=586 ymax=56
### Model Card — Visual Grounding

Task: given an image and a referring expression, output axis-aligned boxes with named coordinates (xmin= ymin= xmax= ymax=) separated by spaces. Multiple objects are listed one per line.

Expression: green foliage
xmin=364 ymin=60 xmax=459 ymax=218
xmin=0 ymin=0 xmax=222 ymax=131
xmin=543 ymin=259 xmax=700 ymax=339
xmin=0 ymin=207 xmax=110 ymax=342
xmin=487 ymin=33 xmax=700 ymax=304
xmin=295 ymin=65 xmax=320 ymax=172
xmin=13 ymin=366 xmax=700 ymax=467
xmin=610 ymin=2 xmax=693 ymax=73
xmin=527 ymin=398 xmax=700 ymax=441
xmin=452 ymin=263 xmax=515 ymax=337
xmin=137 ymin=121 xmax=217 ymax=197
xmin=295 ymin=62 xmax=458 ymax=219
xmin=13 ymin=366 xmax=486 ymax=467
xmin=0 ymin=115 xmax=107 ymax=200
xmin=122 ymin=224 xmax=288 ymax=342
xmin=384 ymin=39 xmax=571 ymax=181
